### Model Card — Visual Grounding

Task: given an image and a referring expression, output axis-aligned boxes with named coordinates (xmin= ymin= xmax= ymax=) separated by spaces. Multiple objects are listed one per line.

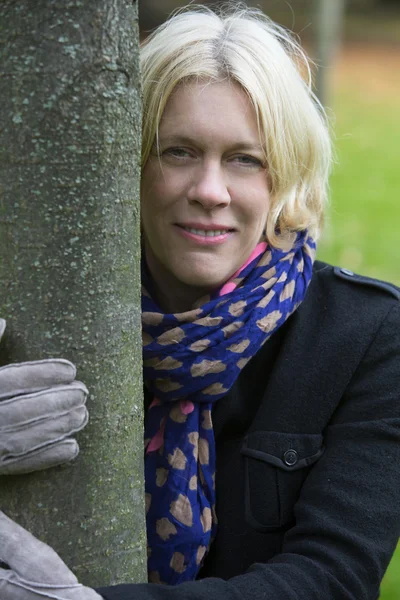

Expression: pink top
xmin=218 ymin=242 xmax=268 ymax=297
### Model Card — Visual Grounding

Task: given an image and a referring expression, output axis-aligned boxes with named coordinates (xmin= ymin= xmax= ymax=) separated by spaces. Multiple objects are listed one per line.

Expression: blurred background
xmin=139 ymin=1 xmax=400 ymax=597
xmin=140 ymin=0 xmax=400 ymax=286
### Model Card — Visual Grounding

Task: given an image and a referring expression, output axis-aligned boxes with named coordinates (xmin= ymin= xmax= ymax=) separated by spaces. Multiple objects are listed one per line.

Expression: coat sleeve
xmin=97 ymin=302 xmax=400 ymax=600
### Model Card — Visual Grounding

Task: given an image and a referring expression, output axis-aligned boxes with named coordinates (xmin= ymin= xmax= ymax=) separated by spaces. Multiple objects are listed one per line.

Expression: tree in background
xmin=314 ymin=0 xmax=347 ymax=105
xmin=139 ymin=1 xmax=347 ymax=105
xmin=0 ymin=0 xmax=146 ymax=587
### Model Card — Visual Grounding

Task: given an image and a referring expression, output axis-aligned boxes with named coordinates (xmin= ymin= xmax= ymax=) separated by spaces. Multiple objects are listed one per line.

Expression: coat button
xmin=340 ymin=268 xmax=354 ymax=276
xmin=283 ymin=449 xmax=298 ymax=467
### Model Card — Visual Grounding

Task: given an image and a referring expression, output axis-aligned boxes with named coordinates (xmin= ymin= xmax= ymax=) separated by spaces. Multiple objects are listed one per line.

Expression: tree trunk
xmin=314 ymin=0 xmax=346 ymax=105
xmin=0 ymin=0 xmax=146 ymax=588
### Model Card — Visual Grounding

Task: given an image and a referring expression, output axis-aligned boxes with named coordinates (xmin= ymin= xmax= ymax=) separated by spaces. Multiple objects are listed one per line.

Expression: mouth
xmin=180 ymin=226 xmax=232 ymax=237
xmin=175 ymin=224 xmax=235 ymax=245
xmin=177 ymin=223 xmax=236 ymax=236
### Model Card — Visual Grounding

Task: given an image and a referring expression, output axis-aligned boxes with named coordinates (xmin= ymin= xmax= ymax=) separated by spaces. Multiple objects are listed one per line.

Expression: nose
xmin=187 ymin=162 xmax=231 ymax=209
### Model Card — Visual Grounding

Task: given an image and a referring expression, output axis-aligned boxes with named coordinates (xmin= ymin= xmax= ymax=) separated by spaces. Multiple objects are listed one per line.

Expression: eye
xmin=163 ymin=147 xmax=194 ymax=160
xmin=232 ymin=154 xmax=264 ymax=168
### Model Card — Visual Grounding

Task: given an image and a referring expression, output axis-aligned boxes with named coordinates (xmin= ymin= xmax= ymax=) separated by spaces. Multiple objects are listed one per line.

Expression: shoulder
xmin=297 ymin=260 xmax=400 ymax=343
xmin=309 ymin=260 xmax=400 ymax=316
xmin=313 ymin=260 xmax=400 ymax=302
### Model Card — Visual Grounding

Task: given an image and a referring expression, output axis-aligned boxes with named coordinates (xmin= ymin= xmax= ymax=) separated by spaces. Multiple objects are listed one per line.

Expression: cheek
xmin=253 ymin=183 xmax=270 ymax=221
xmin=141 ymin=174 xmax=165 ymax=229
xmin=238 ymin=186 xmax=270 ymax=225
xmin=141 ymin=157 xmax=167 ymax=197
xmin=141 ymin=167 xmax=181 ymax=215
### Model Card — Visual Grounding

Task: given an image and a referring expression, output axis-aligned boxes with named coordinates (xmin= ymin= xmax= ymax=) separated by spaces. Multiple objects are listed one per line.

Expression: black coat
xmin=98 ymin=261 xmax=400 ymax=600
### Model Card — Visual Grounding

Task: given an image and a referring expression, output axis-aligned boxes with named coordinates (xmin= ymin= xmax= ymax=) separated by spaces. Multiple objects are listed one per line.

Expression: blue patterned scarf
xmin=143 ymin=232 xmax=315 ymax=585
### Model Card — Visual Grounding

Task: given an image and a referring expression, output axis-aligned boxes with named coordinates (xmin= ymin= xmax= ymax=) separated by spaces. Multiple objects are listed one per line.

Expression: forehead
xmin=158 ymin=80 xmax=261 ymax=145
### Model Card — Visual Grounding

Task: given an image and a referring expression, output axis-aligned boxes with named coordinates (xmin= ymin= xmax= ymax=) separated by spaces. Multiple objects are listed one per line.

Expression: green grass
xmin=319 ymin=90 xmax=400 ymax=285
xmin=317 ymin=77 xmax=400 ymax=599
xmin=382 ymin=544 xmax=400 ymax=600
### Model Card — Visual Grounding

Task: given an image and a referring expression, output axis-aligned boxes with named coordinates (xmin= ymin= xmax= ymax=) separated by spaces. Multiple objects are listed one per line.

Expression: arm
xmin=98 ymin=302 xmax=400 ymax=600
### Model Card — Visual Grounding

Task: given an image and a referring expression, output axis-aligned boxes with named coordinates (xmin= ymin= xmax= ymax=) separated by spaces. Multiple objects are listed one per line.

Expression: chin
xmin=176 ymin=269 xmax=228 ymax=291
xmin=174 ymin=263 xmax=225 ymax=287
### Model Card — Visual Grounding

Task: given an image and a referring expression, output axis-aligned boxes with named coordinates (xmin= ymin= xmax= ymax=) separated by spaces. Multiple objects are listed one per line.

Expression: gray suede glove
xmin=0 ymin=511 xmax=103 ymax=600
xmin=0 ymin=319 xmax=88 ymax=475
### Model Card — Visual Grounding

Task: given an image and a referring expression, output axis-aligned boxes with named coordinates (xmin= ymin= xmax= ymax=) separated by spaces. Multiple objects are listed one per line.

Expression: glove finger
xmin=1 ymin=406 xmax=88 ymax=457
xmin=0 ymin=569 xmax=101 ymax=600
xmin=0 ymin=511 xmax=78 ymax=585
xmin=0 ymin=382 xmax=88 ymax=428
xmin=0 ymin=319 xmax=5 ymax=342
xmin=0 ymin=570 xmax=26 ymax=600
xmin=0 ymin=359 xmax=76 ymax=401
xmin=0 ymin=439 xmax=80 ymax=475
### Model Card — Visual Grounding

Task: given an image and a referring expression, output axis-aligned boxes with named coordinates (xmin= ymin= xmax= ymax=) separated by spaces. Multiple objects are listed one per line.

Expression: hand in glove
xmin=0 ymin=319 xmax=88 ymax=475
xmin=0 ymin=510 xmax=103 ymax=600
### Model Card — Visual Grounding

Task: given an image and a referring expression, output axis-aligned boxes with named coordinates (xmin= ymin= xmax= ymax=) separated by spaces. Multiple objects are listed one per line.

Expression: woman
xmin=1 ymin=5 xmax=400 ymax=600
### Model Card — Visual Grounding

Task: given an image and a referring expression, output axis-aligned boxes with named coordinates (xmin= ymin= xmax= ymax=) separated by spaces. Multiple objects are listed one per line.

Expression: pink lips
xmin=175 ymin=224 xmax=234 ymax=246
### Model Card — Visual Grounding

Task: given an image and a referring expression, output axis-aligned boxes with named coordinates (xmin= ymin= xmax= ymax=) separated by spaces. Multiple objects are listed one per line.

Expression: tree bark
xmin=0 ymin=0 xmax=146 ymax=588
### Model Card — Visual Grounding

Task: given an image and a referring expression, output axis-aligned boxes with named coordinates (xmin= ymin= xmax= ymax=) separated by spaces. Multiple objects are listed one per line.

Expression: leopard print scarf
xmin=143 ymin=231 xmax=315 ymax=585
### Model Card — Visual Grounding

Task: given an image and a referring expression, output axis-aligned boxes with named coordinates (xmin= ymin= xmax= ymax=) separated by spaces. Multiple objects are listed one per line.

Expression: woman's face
xmin=141 ymin=80 xmax=270 ymax=307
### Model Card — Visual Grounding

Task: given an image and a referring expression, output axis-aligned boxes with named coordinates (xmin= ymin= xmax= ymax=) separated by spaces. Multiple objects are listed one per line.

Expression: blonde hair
xmin=140 ymin=3 xmax=332 ymax=248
